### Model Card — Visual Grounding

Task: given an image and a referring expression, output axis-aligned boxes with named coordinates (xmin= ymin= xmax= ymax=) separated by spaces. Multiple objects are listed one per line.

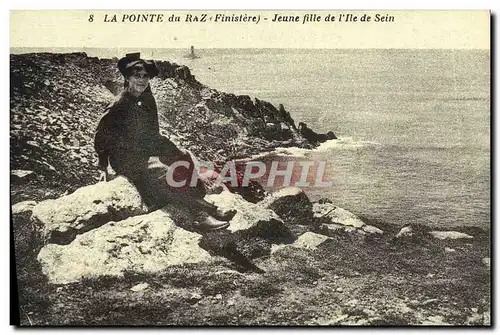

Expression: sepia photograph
xmin=9 ymin=10 xmax=491 ymax=326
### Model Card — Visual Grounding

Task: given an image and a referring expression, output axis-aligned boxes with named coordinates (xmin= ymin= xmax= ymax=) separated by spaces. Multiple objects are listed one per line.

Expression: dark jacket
xmin=94 ymin=87 xmax=183 ymax=181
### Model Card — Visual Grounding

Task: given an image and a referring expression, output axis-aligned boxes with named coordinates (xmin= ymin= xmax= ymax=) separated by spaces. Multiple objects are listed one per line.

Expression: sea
xmin=11 ymin=48 xmax=490 ymax=229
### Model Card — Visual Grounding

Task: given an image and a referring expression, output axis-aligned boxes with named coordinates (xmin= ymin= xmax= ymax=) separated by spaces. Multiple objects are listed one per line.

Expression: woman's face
xmin=127 ymin=65 xmax=150 ymax=96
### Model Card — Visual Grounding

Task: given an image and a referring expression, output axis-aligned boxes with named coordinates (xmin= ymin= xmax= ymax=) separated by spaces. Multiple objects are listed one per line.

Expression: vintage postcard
xmin=10 ymin=10 xmax=490 ymax=326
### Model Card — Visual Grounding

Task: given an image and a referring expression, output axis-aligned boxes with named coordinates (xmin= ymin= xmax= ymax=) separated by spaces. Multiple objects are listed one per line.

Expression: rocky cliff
xmin=10 ymin=52 xmax=332 ymax=200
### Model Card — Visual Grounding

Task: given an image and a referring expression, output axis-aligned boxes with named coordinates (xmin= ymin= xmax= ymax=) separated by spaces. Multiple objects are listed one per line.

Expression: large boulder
xmin=205 ymin=191 xmax=281 ymax=232
xmin=200 ymin=191 xmax=295 ymax=271
xmin=261 ymin=187 xmax=314 ymax=225
xmin=37 ymin=210 xmax=212 ymax=284
xmin=32 ymin=177 xmax=149 ymax=244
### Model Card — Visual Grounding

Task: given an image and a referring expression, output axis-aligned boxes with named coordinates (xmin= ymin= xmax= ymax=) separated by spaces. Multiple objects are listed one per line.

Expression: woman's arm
xmin=94 ymin=111 xmax=115 ymax=172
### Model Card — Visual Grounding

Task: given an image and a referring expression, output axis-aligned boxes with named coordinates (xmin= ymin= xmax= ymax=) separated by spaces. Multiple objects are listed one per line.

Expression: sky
xmin=10 ymin=10 xmax=490 ymax=50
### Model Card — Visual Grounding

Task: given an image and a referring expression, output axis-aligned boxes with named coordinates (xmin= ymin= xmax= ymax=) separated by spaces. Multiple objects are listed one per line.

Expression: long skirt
xmin=130 ymin=157 xmax=216 ymax=222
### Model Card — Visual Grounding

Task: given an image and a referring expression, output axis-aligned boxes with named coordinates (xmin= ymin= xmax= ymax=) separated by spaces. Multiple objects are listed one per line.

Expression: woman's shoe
xmin=193 ymin=199 xmax=237 ymax=222
xmin=194 ymin=216 xmax=230 ymax=231
xmin=213 ymin=209 xmax=237 ymax=222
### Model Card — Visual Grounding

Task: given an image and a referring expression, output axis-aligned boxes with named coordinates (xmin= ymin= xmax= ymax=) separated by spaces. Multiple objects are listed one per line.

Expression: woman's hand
xmin=98 ymin=166 xmax=116 ymax=182
xmin=98 ymin=171 xmax=108 ymax=182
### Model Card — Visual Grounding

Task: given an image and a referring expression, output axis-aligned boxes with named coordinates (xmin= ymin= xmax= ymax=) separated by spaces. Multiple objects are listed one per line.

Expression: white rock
xmin=362 ymin=225 xmax=384 ymax=235
xmin=266 ymin=187 xmax=304 ymax=198
xmin=312 ymin=203 xmax=365 ymax=228
xmin=11 ymin=169 xmax=35 ymax=183
xmin=271 ymin=232 xmax=330 ymax=254
xmin=205 ymin=191 xmax=281 ymax=232
xmin=190 ymin=293 xmax=203 ymax=301
xmin=291 ymin=232 xmax=331 ymax=250
xmin=11 ymin=200 xmax=37 ymax=215
xmin=32 ymin=176 xmax=148 ymax=244
xmin=11 ymin=169 xmax=35 ymax=178
xmin=483 ymin=257 xmax=490 ymax=268
xmin=421 ymin=315 xmax=452 ymax=326
xmin=396 ymin=226 xmax=413 ymax=238
xmin=37 ymin=210 xmax=212 ymax=284
xmin=444 ymin=247 xmax=456 ymax=253
xmin=429 ymin=231 xmax=473 ymax=240
xmin=130 ymin=283 xmax=149 ymax=292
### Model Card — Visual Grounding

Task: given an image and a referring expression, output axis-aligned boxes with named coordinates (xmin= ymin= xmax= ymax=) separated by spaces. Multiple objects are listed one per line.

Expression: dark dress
xmin=94 ymin=87 xmax=206 ymax=209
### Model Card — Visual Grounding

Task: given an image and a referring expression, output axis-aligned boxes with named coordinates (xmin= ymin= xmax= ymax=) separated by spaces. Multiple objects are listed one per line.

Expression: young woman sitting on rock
xmin=94 ymin=53 xmax=235 ymax=231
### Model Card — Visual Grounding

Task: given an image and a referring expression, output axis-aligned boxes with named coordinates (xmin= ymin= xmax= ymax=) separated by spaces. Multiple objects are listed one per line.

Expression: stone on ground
xmin=12 ymin=200 xmax=37 ymax=215
xmin=429 ymin=231 xmax=473 ymax=240
xmin=205 ymin=190 xmax=281 ymax=232
xmin=32 ymin=176 xmax=148 ymax=244
xmin=482 ymin=257 xmax=490 ymax=268
xmin=273 ymin=232 xmax=330 ymax=253
xmin=261 ymin=187 xmax=314 ymax=225
xmin=396 ymin=226 xmax=413 ymax=238
xmin=11 ymin=169 xmax=35 ymax=184
xmin=37 ymin=209 xmax=212 ymax=284
xmin=362 ymin=225 xmax=384 ymax=235
xmin=312 ymin=202 xmax=365 ymax=228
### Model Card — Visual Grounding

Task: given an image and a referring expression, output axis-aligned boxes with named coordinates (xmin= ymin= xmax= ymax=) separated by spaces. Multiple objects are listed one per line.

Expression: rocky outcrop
xmin=28 ymin=177 xmax=480 ymax=289
xmin=32 ymin=176 xmax=148 ymax=244
xmin=298 ymin=122 xmax=337 ymax=145
xmin=10 ymin=52 xmax=335 ymax=197
xmin=37 ymin=210 xmax=212 ymax=284
xmin=35 ymin=185 xmax=297 ymax=281
xmin=32 ymin=180 xmax=387 ymax=283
